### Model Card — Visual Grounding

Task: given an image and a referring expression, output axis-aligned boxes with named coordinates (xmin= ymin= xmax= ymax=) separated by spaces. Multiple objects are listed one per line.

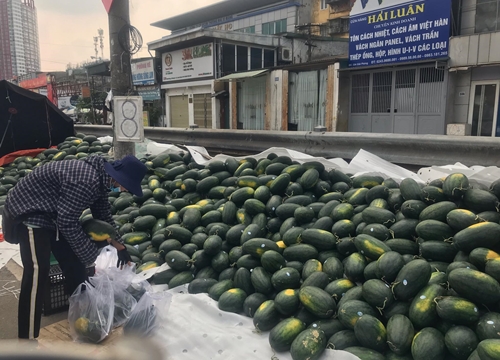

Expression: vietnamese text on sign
xmin=348 ymin=0 xmax=452 ymax=67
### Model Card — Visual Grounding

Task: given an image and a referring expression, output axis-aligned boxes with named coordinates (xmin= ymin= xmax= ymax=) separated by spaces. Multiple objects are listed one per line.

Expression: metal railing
xmin=75 ymin=125 xmax=500 ymax=167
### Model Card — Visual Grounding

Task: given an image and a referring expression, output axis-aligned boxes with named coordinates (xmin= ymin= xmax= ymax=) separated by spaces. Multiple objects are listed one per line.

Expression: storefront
xmin=349 ymin=64 xmax=448 ymax=134
xmin=450 ymin=39 xmax=500 ymax=136
xmin=161 ymin=43 xmax=216 ymax=129
xmin=467 ymin=67 xmax=500 ymax=137
xmin=288 ymin=69 xmax=328 ymax=131
xmin=236 ymin=75 xmax=267 ymax=130
xmin=345 ymin=0 xmax=452 ymax=134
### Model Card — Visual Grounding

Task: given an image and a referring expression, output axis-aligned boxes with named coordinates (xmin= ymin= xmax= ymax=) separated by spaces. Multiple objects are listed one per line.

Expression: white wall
xmin=450 ymin=70 xmax=474 ymax=126
xmin=268 ymin=69 xmax=286 ymax=130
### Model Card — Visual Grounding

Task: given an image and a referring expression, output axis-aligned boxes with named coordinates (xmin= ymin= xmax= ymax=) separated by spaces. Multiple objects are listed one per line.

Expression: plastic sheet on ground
xmin=418 ymin=163 xmax=500 ymax=187
xmin=97 ymin=136 xmax=113 ymax=144
xmin=147 ymin=142 xmax=186 ymax=157
xmin=186 ymin=145 xmax=351 ymax=172
xmin=149 ymin=284 xmax=359 ymax=360
xmin=129 ymin=264 xmax=360 ymax=359
xmin=346 ymin=149 xmax=425 ymax=183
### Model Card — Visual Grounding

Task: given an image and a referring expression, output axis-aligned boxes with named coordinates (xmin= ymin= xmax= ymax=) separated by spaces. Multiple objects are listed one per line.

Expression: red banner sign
xmin=102 ymin=0 xmax=114 ymax=13
xmin=19 ymin=73 xmax=49 ymax=89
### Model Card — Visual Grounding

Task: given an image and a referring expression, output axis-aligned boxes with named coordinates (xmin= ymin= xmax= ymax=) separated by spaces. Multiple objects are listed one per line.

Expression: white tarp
xmin=150 ymin=284 xmax=360 ymax=360
xmin=100 ymin=252 xmax=359 ymax=360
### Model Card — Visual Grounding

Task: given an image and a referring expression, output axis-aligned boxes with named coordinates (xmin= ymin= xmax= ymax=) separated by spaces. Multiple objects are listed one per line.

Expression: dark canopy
xmin=0 ymin=80 xmax=74 ymax=157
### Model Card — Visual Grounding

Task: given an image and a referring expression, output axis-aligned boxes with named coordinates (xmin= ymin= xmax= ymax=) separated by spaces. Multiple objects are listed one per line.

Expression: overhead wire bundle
xmin=118 ymin=23 xmax=143 ymax=55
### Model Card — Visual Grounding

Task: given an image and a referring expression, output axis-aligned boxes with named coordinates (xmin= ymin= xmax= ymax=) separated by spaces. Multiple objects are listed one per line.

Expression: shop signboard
xmin=162 ymin=43 xmax=214 ymax=83
xmin=131 ymin=59 xmax=155 ymax=85
xmin=348 ymin=0 xmax=451 ymax=68
xmin=82 ymin=86 xmax=91 ymax=98
xmin=137 ymin=85 xmax=161 ymax=101
xmin=58 ymin=96 xmax=72 ymax=109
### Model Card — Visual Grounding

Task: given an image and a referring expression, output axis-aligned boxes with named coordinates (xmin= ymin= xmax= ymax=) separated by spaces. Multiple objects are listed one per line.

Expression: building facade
xmin=0 ymin=0 xmax=40 ymax=81
xmin=448 ymin=0 xmax=500 ymax=137
xmin=310 ymin=0 xmax=351 ymax=38
xmin=149 ymin=0 xmax=350 ymax=131
xmin=337 ymin=0 xmax=456 ymax=135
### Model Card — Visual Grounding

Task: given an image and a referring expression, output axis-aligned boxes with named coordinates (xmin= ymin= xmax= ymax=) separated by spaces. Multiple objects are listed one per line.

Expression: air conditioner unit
xmin=279 ymin=47 xmax=292 ymax=62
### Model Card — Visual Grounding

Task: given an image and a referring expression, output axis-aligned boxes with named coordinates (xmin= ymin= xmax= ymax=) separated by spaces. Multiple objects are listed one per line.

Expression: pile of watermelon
xmin=3 ymin=134 xmax=500 ymax=359
xmin=0 ymin=134 xmax=111 ymax=210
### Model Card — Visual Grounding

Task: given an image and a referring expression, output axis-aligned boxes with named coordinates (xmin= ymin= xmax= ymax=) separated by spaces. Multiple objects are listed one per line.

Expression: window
xmin=262 ymin=19 xmax=288 ymax=35
xmin=222 ymin=44 xmax=235 ymax=75
xmin=236 ymin=26 xmax=255 ymax=34
xmin=320 ymin=0 xmax=328 ymax=10
xmin=264 ymin=49 xmax=275 ymax=67
xmin=250 ymin=47 xmax=262 ymax=69
xmin=262 ymin=22 xmax=271 ymax=35
xmin=237 ymin=45 xmax=248 ymax=71
xmin=330 ymin=18 xmax=350 ymax=34
xmin=276 ymin=19 xmax=287 ymax=33
xmin=476 ymin=0 xmax=500 ymax=33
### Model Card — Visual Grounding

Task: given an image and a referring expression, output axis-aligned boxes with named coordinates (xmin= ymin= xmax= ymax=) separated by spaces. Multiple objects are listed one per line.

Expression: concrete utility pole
xmin=108 ymin=0 xmax=135 ymax=159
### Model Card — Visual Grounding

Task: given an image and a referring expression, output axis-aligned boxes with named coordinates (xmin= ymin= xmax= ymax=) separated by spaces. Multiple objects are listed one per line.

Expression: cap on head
xmin=103 ymin=155 xmax=147 ymax=197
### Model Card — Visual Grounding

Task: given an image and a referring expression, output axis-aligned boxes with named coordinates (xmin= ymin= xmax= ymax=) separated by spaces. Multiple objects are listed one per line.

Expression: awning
xmin=212 ymin=90 xmax=228 ymax=98
xmin=217 ymin=70 xmax=268 ymax=82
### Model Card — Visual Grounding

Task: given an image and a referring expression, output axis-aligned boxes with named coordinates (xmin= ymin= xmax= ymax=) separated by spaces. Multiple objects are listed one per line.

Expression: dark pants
xmin=17 ymin=224 xmax=88 ymax=339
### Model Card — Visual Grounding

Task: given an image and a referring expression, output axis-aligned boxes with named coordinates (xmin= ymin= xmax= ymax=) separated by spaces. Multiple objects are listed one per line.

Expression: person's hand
xmin=117 ymin=248 xmax=132 ymax=269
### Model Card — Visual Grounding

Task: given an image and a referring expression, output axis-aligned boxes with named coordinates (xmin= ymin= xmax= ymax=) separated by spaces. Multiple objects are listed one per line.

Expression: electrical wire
xmin=118 ymin=24 xmax=143 ymax=55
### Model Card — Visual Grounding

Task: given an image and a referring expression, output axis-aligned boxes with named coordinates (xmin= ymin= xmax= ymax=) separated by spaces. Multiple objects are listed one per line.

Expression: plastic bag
xmin=93 ymin=247 xmax=138 ymax=327
xmin=94 ymin=245 xmax=118 ymax=275
xmin=127 ymin=279 xmax=152 ymax=302
xmin=107 ymin=265 xmax=138 ymax=327
xmin=123 ymin=290 xmax=172 ymax=337
xmin=68 ymin=274 xmax=114 ymax=343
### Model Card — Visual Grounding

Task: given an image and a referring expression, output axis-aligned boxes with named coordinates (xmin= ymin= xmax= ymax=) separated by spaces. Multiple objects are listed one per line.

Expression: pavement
xmin=0 ymin=250 xmax=67 ymax=340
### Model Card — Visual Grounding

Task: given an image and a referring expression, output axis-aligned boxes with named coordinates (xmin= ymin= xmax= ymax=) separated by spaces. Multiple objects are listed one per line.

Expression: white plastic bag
xmin=109 ymin=265 xmax=138 ymax=327
xmin=68 ymin=274 xmax=114 ymax=343
xmin=123 ymin=290 xmax=172 ymax=337
xmin=93 ymin=247 xmax=138 ymax=327
xmin=94 ymin=245 xmax=118 ymax=275
xmin=127 ymin=279 xmax=153 ymax=302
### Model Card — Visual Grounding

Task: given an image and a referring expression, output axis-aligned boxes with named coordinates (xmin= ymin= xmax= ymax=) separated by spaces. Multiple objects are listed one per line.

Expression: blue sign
xmin=138 ymin=86 xmax=161 ymax=101
xmin=131 ymin=59 xmax=156 ymax=86
xmin=132 ymin=71 xmax=155 ymax=85
xmin=349 ymin=0 xmax=451 ymax=68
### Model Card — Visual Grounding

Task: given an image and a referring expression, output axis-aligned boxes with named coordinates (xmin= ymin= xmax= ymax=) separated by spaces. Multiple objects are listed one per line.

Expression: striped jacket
xmin=6 ymin=155 xmax=119 ymax=265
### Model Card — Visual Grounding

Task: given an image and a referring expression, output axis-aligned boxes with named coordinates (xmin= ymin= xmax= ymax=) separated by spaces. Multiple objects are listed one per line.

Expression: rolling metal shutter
xmin=170 ymin=95 xmax=189 ymax=128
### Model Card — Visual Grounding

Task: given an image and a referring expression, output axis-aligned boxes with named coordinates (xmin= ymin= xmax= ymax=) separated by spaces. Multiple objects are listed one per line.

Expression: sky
xmin=36 ymin=0 xmax=221 ymax=71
